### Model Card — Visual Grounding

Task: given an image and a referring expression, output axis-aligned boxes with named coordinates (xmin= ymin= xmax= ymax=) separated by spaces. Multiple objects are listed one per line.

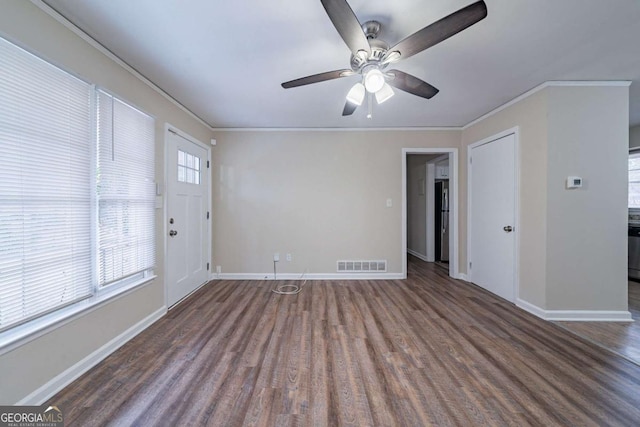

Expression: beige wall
xmin=213 ymin=85 xmax=628 ymax=313
xmin=407 ymin=155 xmax=429 ymax=256
xmin=461 ymin=85 xmax=629 ymax=311
xmin=0 ymin=1 xmax=213 ymax=404
xmin=545 ymin=86 xmax=629 ymax=310
xmin=210 ymin=131 xmax=460 ymax=275
xmin=462 ymin=90 xmax=549 ymax=307
xmin=407 ymin=156 xmax=427 ymax=256
xmin=631 ymin=124 xmax=640 ymax=149
xmin=1 ymin=284 xmax=160 ymax=404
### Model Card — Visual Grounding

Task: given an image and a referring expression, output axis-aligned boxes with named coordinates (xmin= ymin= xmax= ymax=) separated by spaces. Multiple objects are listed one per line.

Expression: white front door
xmin=166 ymin=130 xmax=210 ymax=307
xmin=469 ymin=133 xmax=516 ymax=302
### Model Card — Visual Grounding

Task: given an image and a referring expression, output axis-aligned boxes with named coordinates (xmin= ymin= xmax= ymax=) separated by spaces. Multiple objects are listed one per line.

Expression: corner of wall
xmin=544 ymin=84 xmax=629 ymax=311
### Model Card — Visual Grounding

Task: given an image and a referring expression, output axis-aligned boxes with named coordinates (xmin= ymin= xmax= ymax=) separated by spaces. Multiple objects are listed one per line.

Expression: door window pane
xmin=177 ymin=149 xmax=201 ymax=185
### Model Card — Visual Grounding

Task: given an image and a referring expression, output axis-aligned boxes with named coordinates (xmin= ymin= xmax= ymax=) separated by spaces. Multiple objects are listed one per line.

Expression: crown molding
xmin=211 ymin=126 xmax=463 ymax=132
xmin=213 ymin=81 xmax=632 ymax=132
xmin=21 ymin=5 xmax=633 ymax=134
xmin=31 ymin=0 xmax=214 ymax=131
xmin=463 ymin=80 xmax=632 ymax=130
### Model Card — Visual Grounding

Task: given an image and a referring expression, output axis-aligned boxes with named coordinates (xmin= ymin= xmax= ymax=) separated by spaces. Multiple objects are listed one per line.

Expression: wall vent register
xmin=337 ymin=260 xmax=387 ymax=272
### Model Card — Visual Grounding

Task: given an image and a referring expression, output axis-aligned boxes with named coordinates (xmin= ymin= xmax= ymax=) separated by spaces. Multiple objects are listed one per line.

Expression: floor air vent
xmin=337 ymin=260 xmax=387 ymax=273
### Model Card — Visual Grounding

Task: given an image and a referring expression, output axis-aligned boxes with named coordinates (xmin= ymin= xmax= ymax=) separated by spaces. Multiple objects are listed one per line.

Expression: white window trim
xmin=0 ymin=36 xmax=158 ymax=352
xmin=0 ymin=274 xmax=156 ymax=356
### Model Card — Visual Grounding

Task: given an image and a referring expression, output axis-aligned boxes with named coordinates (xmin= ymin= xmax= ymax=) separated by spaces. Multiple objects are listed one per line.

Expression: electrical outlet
xmin=286 ymin=253 xmax=292 ymax=262
xmin=273 ymin=253 xmax=280 ymax=262
xmin=216 ymin=265 xmax=221 ymax=274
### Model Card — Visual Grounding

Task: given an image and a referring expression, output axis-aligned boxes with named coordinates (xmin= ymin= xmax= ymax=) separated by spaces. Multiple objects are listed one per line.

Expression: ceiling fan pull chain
xmin=367 ymin=92 xmax=373 ymax=119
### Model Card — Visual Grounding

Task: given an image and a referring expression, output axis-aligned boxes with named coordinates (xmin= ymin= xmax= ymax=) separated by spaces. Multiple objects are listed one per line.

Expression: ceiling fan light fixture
xmin=364 ymin=69 xmax=385 ymax=93
xmin=375 ymin=83 xmax=394 ymax=104
xmin=280 ymin=0 xmax=488 ymax=117
xmin=356 ymin=49 xmax=369 ymax=62
xmin=382 ymin=51 xmax=401 ymax=64
xmin=346 ymin=82 xmax=365 ymax=106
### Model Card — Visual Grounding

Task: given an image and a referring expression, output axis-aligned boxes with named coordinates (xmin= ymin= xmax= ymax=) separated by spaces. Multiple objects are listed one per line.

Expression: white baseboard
xmin=457 ymin=273 xmax=468 ymax=281
xmin=217 ymin=273 xmax=405 ymax=281
xmin=17 ymin=306 xmax=167 ymax=405
xmin=545 ymin=310 xmax=633 ymax=322
xmin=407 ymin=249 xmax=429 ymax=262
xmin=516 ymin=299 xmax=547 ymax=319
xmin=516 ymin=298 xmax=633 ymax=322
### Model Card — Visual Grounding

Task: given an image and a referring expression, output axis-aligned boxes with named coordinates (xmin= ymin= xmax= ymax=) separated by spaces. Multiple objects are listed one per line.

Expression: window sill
xmin=0 ymin=275 xmax=157 ymax=357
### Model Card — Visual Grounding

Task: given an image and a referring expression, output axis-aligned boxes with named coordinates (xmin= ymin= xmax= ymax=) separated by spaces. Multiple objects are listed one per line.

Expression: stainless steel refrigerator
xmin=434 ymin=181 xmax=449 ymax=262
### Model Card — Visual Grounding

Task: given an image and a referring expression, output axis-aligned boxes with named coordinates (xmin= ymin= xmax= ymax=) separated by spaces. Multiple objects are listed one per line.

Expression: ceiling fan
xmin=281 ymin=0 xmax=487 ymax=116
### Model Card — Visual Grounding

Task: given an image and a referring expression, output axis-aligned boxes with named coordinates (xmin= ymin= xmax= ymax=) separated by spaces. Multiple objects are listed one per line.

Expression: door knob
xmin=503 ymin=225 xmax=513 ymax=233
xmin=169 ymin=230 xmax=178 ymax=237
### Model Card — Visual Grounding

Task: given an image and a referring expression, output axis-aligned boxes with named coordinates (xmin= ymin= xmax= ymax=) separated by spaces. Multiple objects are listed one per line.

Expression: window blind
xmin=630 ymin=151 xmax=640 ymax=208
xmin=0 ymin=37 xmax=94 ymax=331
xmin=96 ymin=90 xmax=155 ymax=286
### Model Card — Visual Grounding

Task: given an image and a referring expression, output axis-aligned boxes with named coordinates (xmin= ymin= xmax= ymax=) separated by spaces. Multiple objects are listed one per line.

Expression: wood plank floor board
xmin=309 ymin=318 xmax=333 ymax=427
xmin=474 ymin=312 xmax=628 ymax=425
xmin=48 ymin=258 xmax=640 ymax=426
xmin=352 ymin=338 xmax=397 ymax=427
xmin=131 ymin=288 xmax=262 ymax=417
xmin=558 ymin=280 xmax=640 ymax=365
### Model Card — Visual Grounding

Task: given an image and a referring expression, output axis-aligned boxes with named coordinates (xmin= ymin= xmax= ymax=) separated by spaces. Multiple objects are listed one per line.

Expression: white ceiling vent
xmin=337 ymin=260 xmax=387 ymax=273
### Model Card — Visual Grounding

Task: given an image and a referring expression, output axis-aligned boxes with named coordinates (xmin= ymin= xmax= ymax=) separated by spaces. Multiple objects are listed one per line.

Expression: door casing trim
xmin=467 ymin=126 xmax=520 ymax=302
xmin=163 ymin=123 xmax=212 ymax=308
xmin=402 ymin=148 xmax=459 ymax=280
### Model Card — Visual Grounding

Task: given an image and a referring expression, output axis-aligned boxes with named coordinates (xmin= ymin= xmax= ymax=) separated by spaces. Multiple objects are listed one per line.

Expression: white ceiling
xmin=42 ymin=0 xmax=640 ymax=129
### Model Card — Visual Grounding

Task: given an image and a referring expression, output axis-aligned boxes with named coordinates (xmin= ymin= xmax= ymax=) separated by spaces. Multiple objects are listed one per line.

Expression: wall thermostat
xmin=566 ymin=176 xmax=582 ymax=189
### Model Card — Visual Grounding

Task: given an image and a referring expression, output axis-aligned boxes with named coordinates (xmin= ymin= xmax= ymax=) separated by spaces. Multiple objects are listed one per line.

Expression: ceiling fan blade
xmin=342 ymin=100 xmax=359 ymax=116
xmin=385 ymin=0 xmax=487 ymax=62
xmin=281 ymin=69 xmax=354 ymax=89
xmin=321 ymin=0 xmax=370 ymax=56
xmin=386 ymin=70 xmax=439 ymax=99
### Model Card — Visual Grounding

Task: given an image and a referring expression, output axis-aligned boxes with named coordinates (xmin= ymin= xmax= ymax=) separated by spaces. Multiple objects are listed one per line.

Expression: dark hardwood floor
xmin=557 ymin=280 xmax=640 ymax=364
xmin=49 ymin=257 xmax=640 ymax=426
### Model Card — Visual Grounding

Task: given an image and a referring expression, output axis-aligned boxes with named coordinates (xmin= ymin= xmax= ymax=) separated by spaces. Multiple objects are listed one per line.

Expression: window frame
xmin=0 ymin=36 xmax=157 ymax=353
xmin=629 ymin=149 xmax=640 ymax=211
xmin=95 ymin=88 xmax=156 ymax=289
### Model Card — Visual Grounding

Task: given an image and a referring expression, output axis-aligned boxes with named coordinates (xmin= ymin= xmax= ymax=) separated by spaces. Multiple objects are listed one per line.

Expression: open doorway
xmin=432 ymin=154 xmax=451 ymax=269
xmin=402 ymin=148 xmax=459 ymax=279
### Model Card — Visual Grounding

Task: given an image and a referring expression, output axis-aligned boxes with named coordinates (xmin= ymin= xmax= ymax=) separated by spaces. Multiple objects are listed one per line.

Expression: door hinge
xmin=207 ymin=262 xmax=210 ymax=271
xmin=469 ymin=262 xmax=472 ymax=269
xmin=206 ymin=211 xmax=210 ymax=219
xmin=207 ymin=160 xmax=210 ymax=168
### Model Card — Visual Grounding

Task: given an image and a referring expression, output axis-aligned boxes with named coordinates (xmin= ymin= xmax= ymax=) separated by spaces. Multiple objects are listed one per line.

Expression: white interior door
xmin=166 ymin=130 xmax=210 ymax=307
xmin=469 ymin=133 xmax=516 ymax=301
